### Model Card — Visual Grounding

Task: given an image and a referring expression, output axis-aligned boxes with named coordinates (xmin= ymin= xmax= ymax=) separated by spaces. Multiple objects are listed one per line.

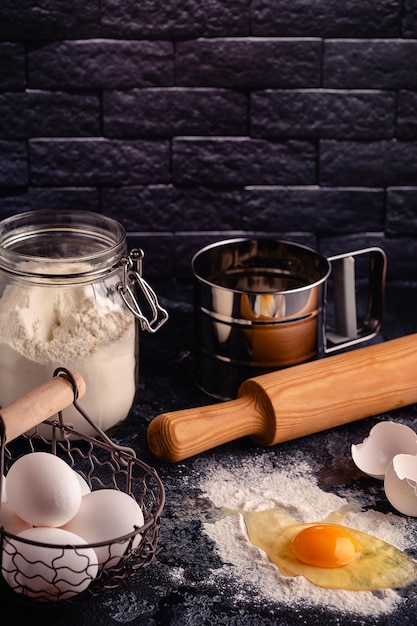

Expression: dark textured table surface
xmin=2 ymin=281 xmax=417 ymax=626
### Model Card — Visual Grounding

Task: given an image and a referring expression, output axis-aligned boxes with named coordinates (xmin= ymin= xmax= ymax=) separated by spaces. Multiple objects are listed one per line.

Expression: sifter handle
xmin=0 ymin=370 xmax=86 ymax=443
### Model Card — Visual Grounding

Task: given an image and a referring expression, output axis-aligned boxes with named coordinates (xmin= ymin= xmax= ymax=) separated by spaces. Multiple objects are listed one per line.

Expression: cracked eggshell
xmin=351 ymin=421 xmax=417 ymax=480
xmin=384 ymin=454 xmax=417 ymax=517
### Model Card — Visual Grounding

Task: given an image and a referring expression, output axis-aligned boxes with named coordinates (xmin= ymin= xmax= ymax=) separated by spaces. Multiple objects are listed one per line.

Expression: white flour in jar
xmin=0 ymin=269 xmax=136 ymax=437
xmin=197 ymin=450 xmax=415 ymax=619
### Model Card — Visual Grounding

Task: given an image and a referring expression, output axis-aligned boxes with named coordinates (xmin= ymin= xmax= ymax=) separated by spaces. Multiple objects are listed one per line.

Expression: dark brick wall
xmin=0 ymin=0 xmax=417 ymax=284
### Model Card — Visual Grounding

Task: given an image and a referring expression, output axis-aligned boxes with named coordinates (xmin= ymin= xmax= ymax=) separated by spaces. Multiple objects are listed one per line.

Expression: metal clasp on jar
xmin=117 ymin=249 xmax=169 ymax=333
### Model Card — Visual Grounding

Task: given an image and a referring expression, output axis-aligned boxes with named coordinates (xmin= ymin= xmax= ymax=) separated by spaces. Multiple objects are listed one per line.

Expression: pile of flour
xmin=198 ymin=450 xmax=415 ymax=619
xmin=0 ymin=270 xmax=136 ymax=437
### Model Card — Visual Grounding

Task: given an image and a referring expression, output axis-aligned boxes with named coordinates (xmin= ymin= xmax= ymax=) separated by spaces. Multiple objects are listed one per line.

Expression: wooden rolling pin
xmin=147 ymin=333 xmax=417 ymax=462
xmin=0 ymin=370 xmax=86 ymax=443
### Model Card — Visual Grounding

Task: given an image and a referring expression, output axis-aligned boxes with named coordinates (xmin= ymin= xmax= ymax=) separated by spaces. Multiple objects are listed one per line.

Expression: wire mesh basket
xmin=0 ymin=368 xmax=165 ymax=604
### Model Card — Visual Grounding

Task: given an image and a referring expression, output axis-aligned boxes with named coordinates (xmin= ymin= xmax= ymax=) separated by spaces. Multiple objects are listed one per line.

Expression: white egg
xmin=0 ymin=502 xmax=32 ymax=535
xmin=351 ymin=421 xmax=417 ymax=479
xmin=62 ymin=489 xmax=144 ymax=569
xmin=384 ymin=454 xmax=417 ymax=516
xmin=75 ymin=472 xmax=91 ymax=496
xmin=6 ymin=452 xmax=82 ymax=527
xmin=1 ymin=526 xmax=98 ymax=601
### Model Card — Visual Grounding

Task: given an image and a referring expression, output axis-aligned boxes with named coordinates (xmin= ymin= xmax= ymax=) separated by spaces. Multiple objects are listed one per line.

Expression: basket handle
xmin=0 ymin=370 xmax=86 ymax=443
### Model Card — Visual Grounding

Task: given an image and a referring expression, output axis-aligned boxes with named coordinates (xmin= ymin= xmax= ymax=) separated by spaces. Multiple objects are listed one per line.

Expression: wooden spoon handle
xmin=0 ymin=370 xmax=86 ymax=443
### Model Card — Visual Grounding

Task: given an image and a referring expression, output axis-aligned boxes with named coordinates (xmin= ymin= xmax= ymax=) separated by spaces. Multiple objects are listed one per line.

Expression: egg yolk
xmin=291 ymin=524 xmax=360 ymax=568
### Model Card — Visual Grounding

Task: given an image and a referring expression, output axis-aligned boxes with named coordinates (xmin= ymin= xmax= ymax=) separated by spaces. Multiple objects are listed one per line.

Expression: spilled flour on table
xmin=198 ymin=450 xmax=415 ymax=618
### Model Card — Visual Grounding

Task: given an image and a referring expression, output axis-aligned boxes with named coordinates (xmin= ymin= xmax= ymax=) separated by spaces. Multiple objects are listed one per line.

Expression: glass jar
xmin=0 ymin=209 xmax=168 ymax=438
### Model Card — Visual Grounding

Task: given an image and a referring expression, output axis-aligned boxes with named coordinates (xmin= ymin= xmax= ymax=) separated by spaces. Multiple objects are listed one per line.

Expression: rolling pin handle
xmin=147 ymin=395 xmax=267 ymax=462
